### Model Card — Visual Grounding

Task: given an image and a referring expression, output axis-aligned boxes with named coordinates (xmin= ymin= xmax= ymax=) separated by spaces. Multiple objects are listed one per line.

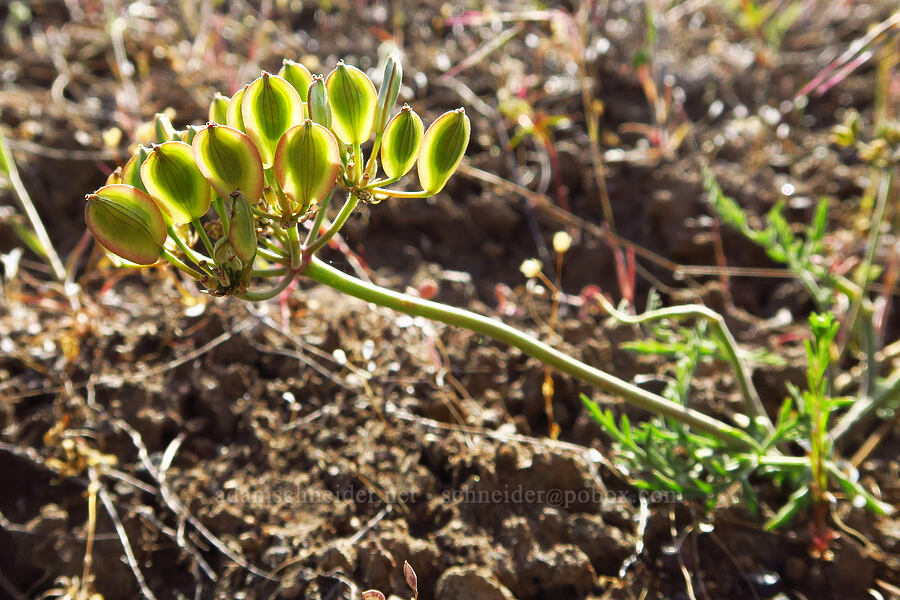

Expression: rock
xmin=435 ymin=566 xmax=517 ymax=600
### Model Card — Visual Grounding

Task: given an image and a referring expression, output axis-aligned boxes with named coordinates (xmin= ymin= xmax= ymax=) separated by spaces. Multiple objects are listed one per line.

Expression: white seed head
xmin=520 ymin=258 xmax=542 ymax=279
xmin=552 ymin=231 xmax=572 ymax=254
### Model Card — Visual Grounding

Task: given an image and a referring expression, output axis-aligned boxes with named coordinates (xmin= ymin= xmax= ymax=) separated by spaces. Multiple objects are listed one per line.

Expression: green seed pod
xmin=85 ymin=184 xmax=167 ymax=265
xmin=418 ymin=108 xmax=470 ymax=194
xmin=226 ymin=85 xmax=248 ymax=131
xmin=213 ymin=237 xmax=242 ymax=273
xmin=154 ymin=112 xmax=177 ymax=143
xmin=242 ymin=72 xmax=306 ymax=168
xmin=209 ymin=92 xmax=230 ymax=124
xmin=307 ymin=75 xmax=332 ymax=129
xmin=121 ymin=145 xmax=151 ymax=192
xmin=274 ymin=120 xmax=341 ymax=210
xmin=325 ymin=61 xmax=378 ymax=145
xmin=380 ymin=105 xmax=423 ymax=179
xmin=141 ymin=141 xmax=212 ymax=225
xmin=192 ymin=123 xmax=265 ymax=203
xmin=375 ymin=55 xmax=402 ymax=136
xmin=278 ymin=59 xmax=315 ymax=102
xmin=228 ymin=193 xmax=257 ymax=266
xmin=106 ymin=167 xmax=122 ymax=186
xmin=177 ymin=124 xmax=203 ymax=145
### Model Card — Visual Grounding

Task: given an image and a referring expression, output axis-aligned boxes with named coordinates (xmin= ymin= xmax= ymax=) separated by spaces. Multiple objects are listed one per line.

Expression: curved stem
xmin=304 ymin=191 xmax=359 ymax=257
xmin=366 ymin=175 xmax=401 ymax=189
xmin=302 ymin=256 xmax=759 ymax=451
xmin=593 ymin=295 xmax=773 ymax=433
xmin=371 ymin=187 xmax=429 ymax=198
xmin=239 ymin=272 xmax=296 ymax=302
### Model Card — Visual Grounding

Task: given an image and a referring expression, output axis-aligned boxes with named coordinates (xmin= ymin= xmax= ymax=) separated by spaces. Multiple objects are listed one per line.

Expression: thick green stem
xmin=302 ymin=256 xmax=759 ymax=451
xmin=304 ymin=191 xmax=359 ymax=256
xmin=286 ymin=224 xmax=302 ymax=270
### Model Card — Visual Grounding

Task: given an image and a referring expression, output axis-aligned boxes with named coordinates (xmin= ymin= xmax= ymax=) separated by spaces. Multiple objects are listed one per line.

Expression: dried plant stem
xmin=0 ymin=130 xmax=68 ymax=283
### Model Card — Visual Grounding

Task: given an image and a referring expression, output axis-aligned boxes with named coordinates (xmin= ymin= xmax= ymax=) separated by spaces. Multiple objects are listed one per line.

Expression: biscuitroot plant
xmin=83 ymin=57 xmax=890 ymax=527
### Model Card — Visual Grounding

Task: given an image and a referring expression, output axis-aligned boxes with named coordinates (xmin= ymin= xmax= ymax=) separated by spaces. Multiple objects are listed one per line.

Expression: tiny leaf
xmin=85 ymin=184 xmax=167 ymax=265
xmin=192 ymin=123 xmax=265 ymax=203
xmin=375 ymin=55 xmax=402 ymax=135
xmin=274 ymin=120 xmax=341 ymax=211
xmin=403 ymin=561 xmax=418 ymax=599
xmin=141 ymin=141 xmax=212 ymax=224
xmin=242 ymin=72 xmax=306 ymax=167
xmin=325 ymin=61 xmax=378 ymax=145
xmin=381 ymin=105 xmax=423 ymax=179
xmin=418 ymin=108 xmax=470 ymax=194
xmin=307 ymin=75 xmax=332 ymax=129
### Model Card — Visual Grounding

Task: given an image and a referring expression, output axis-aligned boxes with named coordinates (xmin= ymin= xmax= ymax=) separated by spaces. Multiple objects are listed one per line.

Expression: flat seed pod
xmin=375 ymin=55 xmax=402 ymax=135
xmin=325 ymin=61 xmax=378 ymax=145
xmin=121 ymin=146 xmax=151 ymax=192
xmin=228 ymin=193 xmax=257 ymax=266
xmin=209 ymin=92 xmax=229 ymax=124
xmin=418 ymin=108 xmax=470 ymax=195
xmin=278 ymin=59 xmax=314 ymax=102
xmin=192 ymin=123 xmax=265 ymax=203
xmin=381 ymin=105 xmax=423 ymax=179
xmin=242 ymin=72 xmax=305 ymax=168
xmin=226 ymin=85 xmax=248 ymax=131
xmin=307 ymin=76 xmax=332 ymax=129
xmin=141 ymin=141 xmax=212 ymax=224
xmin=85 ymin=184 xmax=167 ymax=265
xmin=274 ymin=120 xmax=341 ymax=210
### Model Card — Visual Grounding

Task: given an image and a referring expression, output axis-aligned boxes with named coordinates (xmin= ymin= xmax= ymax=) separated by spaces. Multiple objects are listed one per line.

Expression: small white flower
xmin=520 ymin=258 xmax=542 ymax=279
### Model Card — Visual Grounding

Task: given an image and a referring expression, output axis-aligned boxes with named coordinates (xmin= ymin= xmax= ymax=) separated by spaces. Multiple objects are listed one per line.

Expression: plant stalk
xmin=302 ymin=256 xmax=759 ymax=451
